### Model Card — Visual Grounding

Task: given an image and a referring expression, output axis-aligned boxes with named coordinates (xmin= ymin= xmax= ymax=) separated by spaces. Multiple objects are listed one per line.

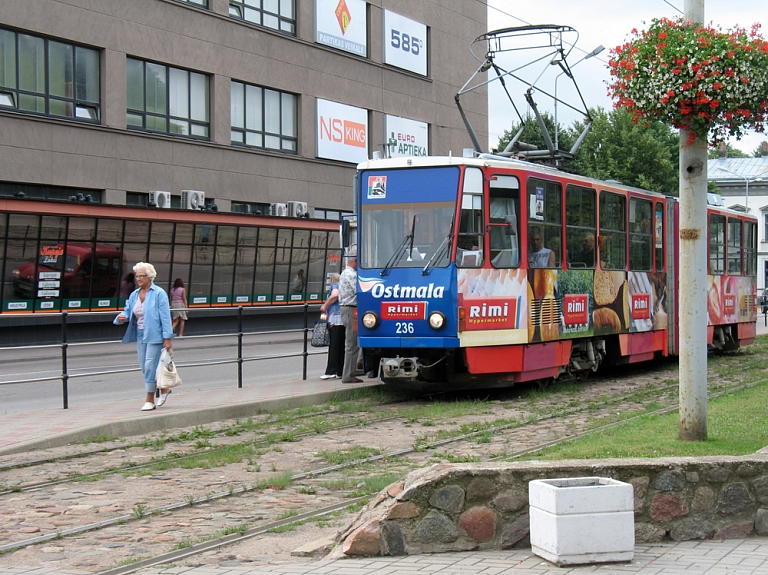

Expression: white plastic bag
xmin=156 ymin=349 xmax=182 ymax=389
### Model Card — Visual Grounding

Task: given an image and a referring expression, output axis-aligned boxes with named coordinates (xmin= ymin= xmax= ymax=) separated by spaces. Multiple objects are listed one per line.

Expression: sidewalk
xmin=4 ymin=538 xmax=768 ymax=575
xmin=0 ymin=376 xmax=380 ymax=456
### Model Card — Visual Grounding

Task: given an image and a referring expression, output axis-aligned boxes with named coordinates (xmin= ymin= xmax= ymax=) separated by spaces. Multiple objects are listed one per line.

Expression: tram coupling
xmin=380 ymin=356 xmax=421 ymax=380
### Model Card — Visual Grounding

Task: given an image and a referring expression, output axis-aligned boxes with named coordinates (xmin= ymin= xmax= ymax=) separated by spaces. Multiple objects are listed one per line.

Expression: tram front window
xmin=361 ymin=204 xmax=455 ymax=269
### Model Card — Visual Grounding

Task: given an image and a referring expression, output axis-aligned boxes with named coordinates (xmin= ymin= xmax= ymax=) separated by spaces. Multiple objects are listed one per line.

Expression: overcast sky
xmin=484 ymin=0 xmax=768 ymax=155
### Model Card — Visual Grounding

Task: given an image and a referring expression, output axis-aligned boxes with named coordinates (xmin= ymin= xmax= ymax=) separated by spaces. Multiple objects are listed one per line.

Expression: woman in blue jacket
xmin=114 ymin=262 xmax=174 ymax=411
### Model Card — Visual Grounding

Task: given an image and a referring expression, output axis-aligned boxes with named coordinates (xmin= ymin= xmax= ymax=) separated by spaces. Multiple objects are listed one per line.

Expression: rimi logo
xmin=319 ymin=116 xmax=367 ymax=148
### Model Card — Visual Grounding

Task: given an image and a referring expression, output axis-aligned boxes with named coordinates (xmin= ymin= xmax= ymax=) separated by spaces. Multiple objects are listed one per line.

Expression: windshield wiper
xmin=422 ymin=216 xmax=454 ymax=275
xmin=381 ymin=216 xmax=416 ymax=276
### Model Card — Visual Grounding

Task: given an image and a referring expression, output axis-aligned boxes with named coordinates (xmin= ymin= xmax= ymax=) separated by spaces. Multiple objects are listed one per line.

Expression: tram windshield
xmin=359 ymin=167 xmax=460 ymax=270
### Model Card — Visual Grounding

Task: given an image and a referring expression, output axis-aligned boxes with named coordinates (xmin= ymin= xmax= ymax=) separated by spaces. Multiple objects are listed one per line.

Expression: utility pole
xmin=679 ymin=0 xmax=707 ymax=441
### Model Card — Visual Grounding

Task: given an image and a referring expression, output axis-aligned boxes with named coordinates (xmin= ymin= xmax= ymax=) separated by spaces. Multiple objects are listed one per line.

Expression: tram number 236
xmin=390 ymin=30 xmax=422 ymax=55
xmin=395 ymin=322 xmax=415 ymax=334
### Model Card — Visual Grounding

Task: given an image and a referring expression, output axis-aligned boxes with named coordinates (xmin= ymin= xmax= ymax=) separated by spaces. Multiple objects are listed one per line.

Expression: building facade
xmin=0 ymin=0 xmax=488 ymax=216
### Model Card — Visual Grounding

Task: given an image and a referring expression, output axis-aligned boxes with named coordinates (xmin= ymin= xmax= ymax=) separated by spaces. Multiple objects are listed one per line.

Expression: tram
xmin=0 ymin=198 xmax=341 ymax=314
xmin=354 ymin=155 xmax=758 ymax=389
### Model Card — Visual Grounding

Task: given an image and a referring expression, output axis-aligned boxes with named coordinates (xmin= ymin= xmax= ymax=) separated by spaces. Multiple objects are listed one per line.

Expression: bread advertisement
xmin=592 ymin=270 xmax=629 ymax=335
xmin=627 ymin=271 xmax=667 ymax=332
xmin=527 ymin=268 xmax=561 ymax=343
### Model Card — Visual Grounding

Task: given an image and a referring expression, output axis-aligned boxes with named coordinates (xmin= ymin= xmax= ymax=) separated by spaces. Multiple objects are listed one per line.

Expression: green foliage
xmin=496 ymin=111 xmax=574 ymax=154
xmin=708 ymin=142 xmax=750 ymax=158
xmin=568 ymin=107 xmax=680 ymax=195
xmin=522 ymin=379 xmax=768 ymax=460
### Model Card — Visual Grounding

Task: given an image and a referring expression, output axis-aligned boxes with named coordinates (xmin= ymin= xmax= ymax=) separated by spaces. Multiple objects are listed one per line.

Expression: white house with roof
xmin=708 ymin=146 xmax=768 ymax=293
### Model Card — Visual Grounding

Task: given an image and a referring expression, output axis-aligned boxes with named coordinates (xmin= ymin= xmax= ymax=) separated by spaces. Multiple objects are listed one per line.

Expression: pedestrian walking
xmin=339 ymin=251 xmax=362 ymax=383
xmin=319 ymin=273 xmax=344 ymax=379
xmin=170 ymin=278 xmax=188 ymax=337
xmin=113 ymin=262 xmax=174 ymax=411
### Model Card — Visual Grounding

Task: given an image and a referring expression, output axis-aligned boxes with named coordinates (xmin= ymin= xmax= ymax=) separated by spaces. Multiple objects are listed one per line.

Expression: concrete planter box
xmin=529 ymin=476 xmax=634 ymax=566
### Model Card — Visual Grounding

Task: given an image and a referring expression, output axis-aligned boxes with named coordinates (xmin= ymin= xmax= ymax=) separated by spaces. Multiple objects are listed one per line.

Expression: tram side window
xmin=526 ymin=178 xmax=561 ymax=268
xmin=655 ymin=202 xmax=665 ymax=271
xmin=744 ymin=221 xmax=757 ymax=276
xmin=565 ymin=184 xmax=596 ymax=268
xmin=489 ymin=175 xmax=520 ymax=268
xmin=629 ymin=197 xmax=653 ymax=271
xmin=599 ymin=192 xmax=626 ymax=270
xmin=457 ymin=167 xmax=483 ymax=268
xmin=728 ymin=218 xmax=742 ymax=275
xmin=709 ymin=214 xmax=725 ymax=275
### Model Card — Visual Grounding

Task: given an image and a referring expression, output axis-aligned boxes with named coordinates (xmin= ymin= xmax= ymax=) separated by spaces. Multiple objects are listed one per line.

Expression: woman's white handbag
xmin=156 ymin=349 xmax=182 ymax=389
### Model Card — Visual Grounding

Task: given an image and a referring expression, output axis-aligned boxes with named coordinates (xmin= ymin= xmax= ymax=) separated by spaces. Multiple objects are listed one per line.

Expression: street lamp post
xmin=554 ymin=44 xmax=605 ymax=151
xmin=716 ymin=166 xmax=766 ymax=214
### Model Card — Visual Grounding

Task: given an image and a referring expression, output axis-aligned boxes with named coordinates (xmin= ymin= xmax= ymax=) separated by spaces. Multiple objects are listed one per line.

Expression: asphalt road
xmin=0 ymin=332 xmax=329 ymax=414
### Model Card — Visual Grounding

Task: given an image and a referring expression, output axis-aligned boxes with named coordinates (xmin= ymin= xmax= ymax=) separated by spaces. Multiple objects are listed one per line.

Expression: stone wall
xmin=332 ymin=453 xmax=768 ymax=558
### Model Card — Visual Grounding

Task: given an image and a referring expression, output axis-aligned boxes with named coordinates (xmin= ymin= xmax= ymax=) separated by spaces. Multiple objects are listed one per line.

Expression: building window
xmin=126 ymin=58 xmax=209 ymax=139
xmin=314 ymin=208 xmax=350 ymax=221
xmin=0 ymin=182 xmax=101 ymax=202
xmin=229 ymin=0 xmax=296 ymax=35
xmin=232 ymin=201 xmax=270 ymax=215
xmin=764 ymin=213 xmax=768 ymax=242
xmin=0 ymin=27 xmax=100 ymax=122
xmin=231 ymin=81 xmax=297 ymax=152
xmin=174 ymin=0 xmax=207 ymax=6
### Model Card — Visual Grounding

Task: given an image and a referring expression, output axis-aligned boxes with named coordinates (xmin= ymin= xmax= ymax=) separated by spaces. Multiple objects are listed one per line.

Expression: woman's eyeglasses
xmin=135 ymin=274 xmax=148 ymax=279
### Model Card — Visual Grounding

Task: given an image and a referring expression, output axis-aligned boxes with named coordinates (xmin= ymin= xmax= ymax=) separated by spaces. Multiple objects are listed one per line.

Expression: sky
xmin=484 ymin=0 xmax=768 ymax=155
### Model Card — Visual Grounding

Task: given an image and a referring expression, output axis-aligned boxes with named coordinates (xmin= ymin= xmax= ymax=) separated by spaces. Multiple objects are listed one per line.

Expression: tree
xmin=707 ymin=143 xmax=750 ymax=159
xmin=568 ymin=107 xmax=680 ymax=196
xmin=495 ymin=111 xmax=575 ymax=154
xmin=753 ymin=142 xmax=768 ymax=158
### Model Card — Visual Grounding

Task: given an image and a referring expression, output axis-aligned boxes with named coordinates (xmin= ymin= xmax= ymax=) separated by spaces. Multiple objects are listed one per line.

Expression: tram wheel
xmin=536 ymin=377 xmax=552 ymax=391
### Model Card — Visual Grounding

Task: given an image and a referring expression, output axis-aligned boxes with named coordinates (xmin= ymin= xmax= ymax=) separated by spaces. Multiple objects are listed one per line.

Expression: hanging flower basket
xmin=608 ymin=17 xmax=768 ymax=144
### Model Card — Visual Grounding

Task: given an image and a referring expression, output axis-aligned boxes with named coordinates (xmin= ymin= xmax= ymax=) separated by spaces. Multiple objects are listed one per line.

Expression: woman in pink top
xmin=170 ymin=278 xmax=188 ymax=337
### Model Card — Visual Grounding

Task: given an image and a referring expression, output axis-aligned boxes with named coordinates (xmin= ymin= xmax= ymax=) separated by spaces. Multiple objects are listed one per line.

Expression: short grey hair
xmin=329 ymin=273 xmax=340 ymax=282
xmin=133 ymin=262 xmax=157 ymax=280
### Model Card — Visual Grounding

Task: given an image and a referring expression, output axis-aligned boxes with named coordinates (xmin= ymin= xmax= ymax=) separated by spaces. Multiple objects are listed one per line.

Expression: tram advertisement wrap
xmin=707 ymin=274 xmax=756 ymax=325
xmin=457 ymin=269 xmax=527 ymax=346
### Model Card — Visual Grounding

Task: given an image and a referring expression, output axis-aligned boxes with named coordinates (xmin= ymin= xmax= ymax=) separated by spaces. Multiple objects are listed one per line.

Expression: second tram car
xmin=354 ymin=155 xmax=757 ymax=389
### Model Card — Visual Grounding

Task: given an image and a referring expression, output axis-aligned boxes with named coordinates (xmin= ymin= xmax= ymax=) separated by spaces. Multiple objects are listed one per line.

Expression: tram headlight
xmin=428 ymin=311 xmax=446 ymax=330
xmin=362 ymin=311 xmax=379 ymax=329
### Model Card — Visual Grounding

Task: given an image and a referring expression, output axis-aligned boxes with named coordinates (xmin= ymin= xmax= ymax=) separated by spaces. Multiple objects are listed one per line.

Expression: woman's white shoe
xmin=157 ymin=390 xmax=171 ymax=407
xmin=141 ymin=402 xmax=156 ymax=411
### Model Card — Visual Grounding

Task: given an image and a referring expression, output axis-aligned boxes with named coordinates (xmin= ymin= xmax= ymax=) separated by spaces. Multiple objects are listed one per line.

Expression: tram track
xmin=0 ymin=352 xmax=763 ymax=574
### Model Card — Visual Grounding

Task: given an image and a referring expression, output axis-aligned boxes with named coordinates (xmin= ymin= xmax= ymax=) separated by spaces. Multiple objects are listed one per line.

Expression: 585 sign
xmin=383 ymin=10 xmax=427 ymax=76
xmin=390 ymin=29 xmax=422 ymax=56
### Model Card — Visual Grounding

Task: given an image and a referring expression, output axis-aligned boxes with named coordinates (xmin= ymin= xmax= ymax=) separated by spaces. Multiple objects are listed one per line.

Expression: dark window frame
xmin=229 ymin=0 xmax=296 ymax=35
xmin=599 ymin=191 xmax=627 ymax=270
xmin=526 ymin=177 xmax=562 ymax=269
xmin=126 ymin=57 xmax=210 ymax=140
xmin=565 ymin=184 xmax=596 ymax=268
xmin=709 ymin=213 xmax=726 ymax=275
xmin=0 ymin=27 xmax=100 ymax=123
xmin=230 ymin=80 xmax=298 ymax=153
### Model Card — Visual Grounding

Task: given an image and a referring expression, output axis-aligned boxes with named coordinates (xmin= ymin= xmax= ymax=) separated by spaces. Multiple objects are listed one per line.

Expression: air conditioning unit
xmin=148 ymin=191 xmax=171 ymax=208
xmin=288 ymin=201 xmax=308 ymax=218
xmin=270 ymin=202 xmax=288 ymax=217
xmin=181 ymin=190 xmax=205 ymax=210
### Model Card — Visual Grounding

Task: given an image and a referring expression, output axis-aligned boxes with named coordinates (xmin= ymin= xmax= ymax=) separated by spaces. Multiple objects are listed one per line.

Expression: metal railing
xmin=0 ymin=304 xmax=325 ymax=409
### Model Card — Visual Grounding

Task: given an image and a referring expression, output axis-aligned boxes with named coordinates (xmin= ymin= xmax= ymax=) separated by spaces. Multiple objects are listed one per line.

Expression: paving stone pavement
xmin=2 ymin=323 xmax=768 ymax=575
xmin=4 ymin=537 xmax=768 ymax=574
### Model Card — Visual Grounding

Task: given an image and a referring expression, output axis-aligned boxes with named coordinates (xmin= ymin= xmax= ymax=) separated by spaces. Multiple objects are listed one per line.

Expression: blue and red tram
xmin=0 ymin=198 xmax=341 ymax=314
xmin=354 ymin=155 xmax=757 ymax=389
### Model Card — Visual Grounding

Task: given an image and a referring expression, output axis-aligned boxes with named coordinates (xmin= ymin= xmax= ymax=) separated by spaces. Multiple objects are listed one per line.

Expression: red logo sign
xmin=632 ymin=293 xmax=651 ymax=320
xmin=723 ymin=294 xmax=736 ymax=315
xmin=463 ymin=297 xmax=520 ymax=330
xmin=563 ymin=294 xmax=589 ymax=326
xmin=335 ymin=0 xmax=351 ymax=34
xmin=381 ymin=301 xmax=426 ymax=320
